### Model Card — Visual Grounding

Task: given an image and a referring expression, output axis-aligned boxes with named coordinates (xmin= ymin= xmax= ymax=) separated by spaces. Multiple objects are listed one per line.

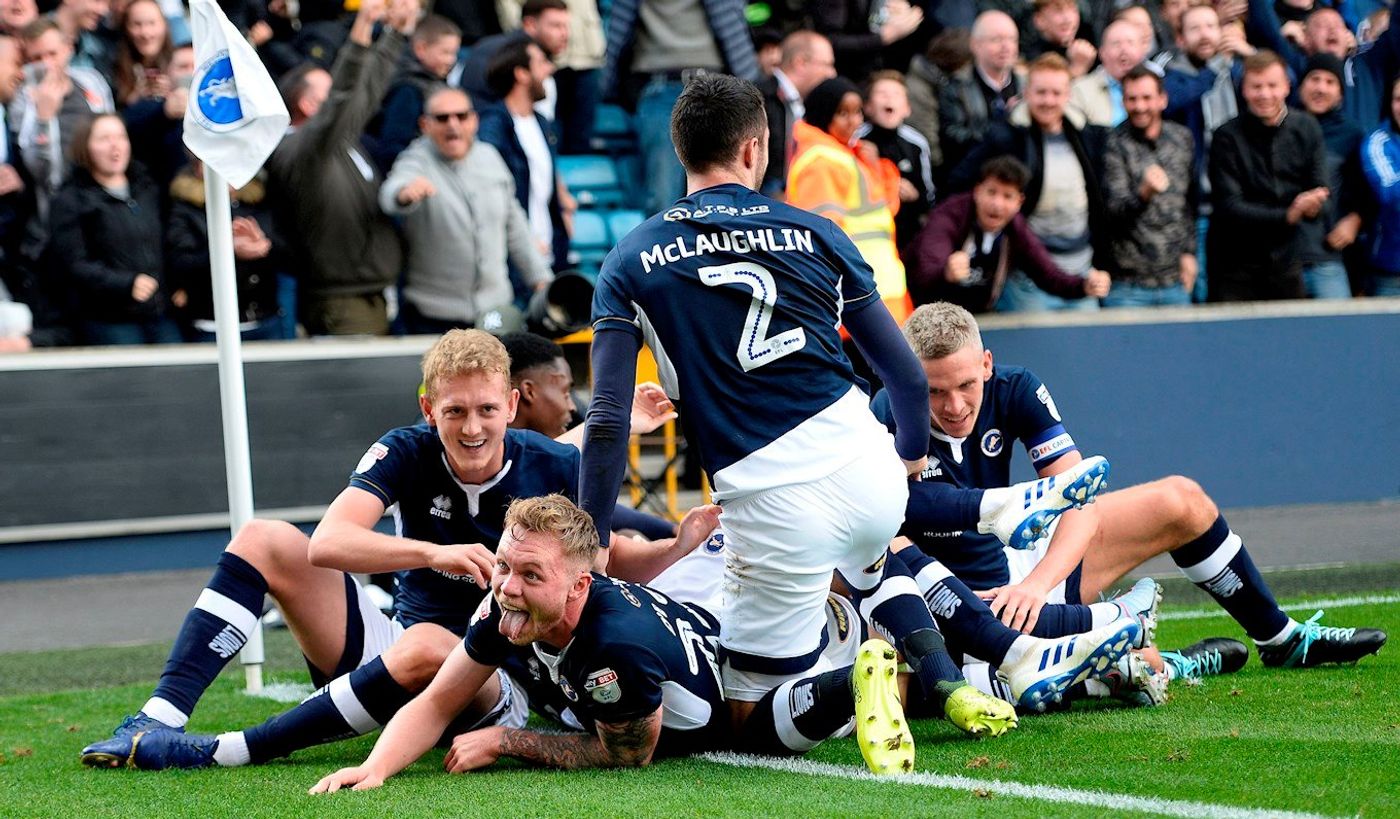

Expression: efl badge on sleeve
xmin=585 ymin=668 xmax=622 ymax=704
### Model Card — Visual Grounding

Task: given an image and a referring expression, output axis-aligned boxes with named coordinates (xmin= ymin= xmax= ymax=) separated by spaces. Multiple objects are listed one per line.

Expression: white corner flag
xmin=182 ymin=0 xmax=288 ymax=188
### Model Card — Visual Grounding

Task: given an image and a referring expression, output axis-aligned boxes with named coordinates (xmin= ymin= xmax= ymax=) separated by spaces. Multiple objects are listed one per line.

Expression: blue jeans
xmin=1374 ymin=273 xmax=1400 ymax=296
xmin=1102 ymin=281 xmax=1191 ymax=307
xmin=1302 ymin=261 xmax=1352 ymax=299
xmin=1194 ymin=215 xmax=1210 ymax=303
xmin=995 ymin=269 xmax=1100 ymax=313
xmin=81 ymin=317 xmax=183 ymax=346
xmin=635 ymin=77 xmax=688 ymax=215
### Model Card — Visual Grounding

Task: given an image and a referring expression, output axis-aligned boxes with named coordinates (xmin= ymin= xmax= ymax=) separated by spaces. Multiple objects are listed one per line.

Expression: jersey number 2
xmin=698 ymin=262 xmax=806 ymax=372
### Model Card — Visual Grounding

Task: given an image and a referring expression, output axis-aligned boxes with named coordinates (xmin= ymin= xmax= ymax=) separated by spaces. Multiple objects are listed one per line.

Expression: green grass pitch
xmin=1 ymin=598 xmax=1396 ymax=818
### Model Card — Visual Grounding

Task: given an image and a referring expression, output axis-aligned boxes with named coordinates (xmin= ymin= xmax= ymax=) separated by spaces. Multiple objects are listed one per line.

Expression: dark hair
xmin=670 ymin=73 xmax=767 ymax=174
xmin=278 ymin=62 xmax=327 ymax=114
xmin=926 ymin=28 xmax=971 ymax=74
xmin=802 ymin=76 xmax=861 ymax=132
xmin=977 ymin=155 xmax=1030 ymax=191
xmin=68 ymin=113 xmax=127 ymax=172
xmin=521 ymin=0 xmax=567 ymax=19
xmin=414 ymin=14 xmax=462 ymax=45
xmin=1122 ymin=63 xmax=1164 ymax=92
xmin=114 ymin=0 xmax=173 ymax=104
xmin=501 ymin=332 xmax=566 ymax=379
xmin=1243 ymin=49 xmax=1287 ymax=77
xmin=486 ymin=39 xmax=534 ymax=99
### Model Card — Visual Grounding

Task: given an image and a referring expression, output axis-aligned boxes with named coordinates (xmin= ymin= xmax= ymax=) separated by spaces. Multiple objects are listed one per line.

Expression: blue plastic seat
xmin=606 ymin=209 xmax=645 ymax=244
xmin=558 ymin=155 xmax=627 ymax=208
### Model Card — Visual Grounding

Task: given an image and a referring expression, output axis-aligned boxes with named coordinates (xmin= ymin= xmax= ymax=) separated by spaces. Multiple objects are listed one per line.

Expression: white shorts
xmin=717 ymin=441 xmax=906 ymax=673
xmin=722 ymin=593 xmax=866 ymax=702
xmin=1001 ymin=518 xmax=1081 ymax=605
xmin=648 ymin=530 xmax=728 ymax=614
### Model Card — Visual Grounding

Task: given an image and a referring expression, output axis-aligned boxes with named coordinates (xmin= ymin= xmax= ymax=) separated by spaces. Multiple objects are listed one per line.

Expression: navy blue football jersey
xmin=347 ymin=426 xmax=582 ymax=633
xmin=465 ymin=575 xmax=729 ymax=757
xmin=871 ymin=366 xmax=1077 ymax=589
xmin=591 ymin=183 xmax=880 ymax=482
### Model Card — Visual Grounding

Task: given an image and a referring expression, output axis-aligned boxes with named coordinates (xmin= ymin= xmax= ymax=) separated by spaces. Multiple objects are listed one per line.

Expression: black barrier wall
xmin=1 ymin=304 xmax=1396 ymax=539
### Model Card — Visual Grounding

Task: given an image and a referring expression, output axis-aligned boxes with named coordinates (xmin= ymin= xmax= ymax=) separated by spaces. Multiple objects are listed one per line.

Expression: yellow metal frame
xmin=556 ymin=329 xmax=708 ymax=521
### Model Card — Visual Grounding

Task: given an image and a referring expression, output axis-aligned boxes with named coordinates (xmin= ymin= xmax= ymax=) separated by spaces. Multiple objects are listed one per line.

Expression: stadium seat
xmin=606 ymin=209 xmax=645 ymax=244
xmin=568 ymin=209 xmax=610 ymax=276
xmin=558 ymin=155 xmax=627 ymax=208
xmin=589 ymin=104 xmax=636 ymax=153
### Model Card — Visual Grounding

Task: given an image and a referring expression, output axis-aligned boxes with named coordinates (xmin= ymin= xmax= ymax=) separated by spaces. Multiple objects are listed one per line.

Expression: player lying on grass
xmin=882 ymin=302 xmax=1386 ymax=703
xmin=80 ymin=330 xmax=710 ymax=770
xmin=308 ymin=495 xmax=772 ymax=785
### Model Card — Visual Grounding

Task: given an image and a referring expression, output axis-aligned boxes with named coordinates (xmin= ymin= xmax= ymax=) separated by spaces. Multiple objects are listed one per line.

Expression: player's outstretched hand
xmin=675 ymin=504 xmax=722 ymax=556
xmin=444 ymin=726 xmax=503 ymax=773
xmin=309 ymin=766 xmax=385 ymax=794
xmin=630 ymin=382 xmax=677 ymax=435
xmin=429 ymin=543 xmax=495 ymax=587
xmin=975 ymin=582 xmax=1048 ymax=634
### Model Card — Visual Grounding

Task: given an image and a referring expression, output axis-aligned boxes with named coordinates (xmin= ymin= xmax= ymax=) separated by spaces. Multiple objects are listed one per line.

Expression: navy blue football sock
xmin=1170 ymin=515 xmax=1291 ymax=641
xmin=1027 ymin=603 xmax=1095 ymax=638
xmin=739 ymin=667 xmax=853 ymax=755
xmin=889 ymin=548 xmax=1019 ymax=667
xmin=149 ymin=552 xmax=268 ymax=723
xmin=840 ymin=551 xmax=965 ymax=704
xmin=243 ymin=658 xmax=413 ymax=763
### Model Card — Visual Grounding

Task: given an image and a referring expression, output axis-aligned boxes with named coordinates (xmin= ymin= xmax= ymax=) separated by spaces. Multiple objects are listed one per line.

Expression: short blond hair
xmin=503 ymin=494 xmax=600 ymax=567
xmin=902 ymin=302 xmax=983 ymax=359
xmin=420 ymin=329 xmax=512 ymax=401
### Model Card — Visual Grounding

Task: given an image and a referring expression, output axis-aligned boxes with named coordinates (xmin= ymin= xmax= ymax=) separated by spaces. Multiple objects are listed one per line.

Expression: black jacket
xmin=950 ymin=115 xmax=1113 ymax=273
xmin=1207 ymin=109 xmax=1328 ymax=301
xmin=48 ymin=167 xmax=168 ymax=323
xmin=166 ymin=171 xmax=282 ymax=325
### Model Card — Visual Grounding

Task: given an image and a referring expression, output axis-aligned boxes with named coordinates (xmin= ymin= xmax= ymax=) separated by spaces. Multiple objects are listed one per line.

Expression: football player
xmin=79 ymin=331 xmax=707 ymax=770
xmin=309 ymin=495 xmax=752 ymax=785
xmin=577 ymin=74 xmax=1143 ymax=773
xmin=883 ymin=303 xmax=1386 ymax=694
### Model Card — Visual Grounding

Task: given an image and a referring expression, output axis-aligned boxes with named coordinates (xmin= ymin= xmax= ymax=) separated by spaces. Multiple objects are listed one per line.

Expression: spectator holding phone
xmin=112 ymin=0 xmax=173 ymax=108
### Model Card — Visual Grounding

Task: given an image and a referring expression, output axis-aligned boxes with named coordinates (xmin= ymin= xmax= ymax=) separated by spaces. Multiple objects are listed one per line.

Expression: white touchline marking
xmin=700 ymin=753 xmax=1336 ymax=819
xmin=1158 ymin=593 xmax=1400 ymax=622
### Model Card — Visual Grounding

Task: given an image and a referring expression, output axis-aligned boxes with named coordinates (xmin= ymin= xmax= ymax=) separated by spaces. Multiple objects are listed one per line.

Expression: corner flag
xmin=182 ymin=0 xmax=289 ymax=188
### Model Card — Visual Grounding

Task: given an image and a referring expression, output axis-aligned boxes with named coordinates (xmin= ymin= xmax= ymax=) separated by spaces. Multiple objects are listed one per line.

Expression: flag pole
xmin=203 ymin=167 xmax=264 ymax=693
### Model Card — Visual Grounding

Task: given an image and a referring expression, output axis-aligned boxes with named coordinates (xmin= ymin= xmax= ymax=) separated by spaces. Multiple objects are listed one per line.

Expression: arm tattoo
xmin=497 ymin=709 xmax=661 ymax=769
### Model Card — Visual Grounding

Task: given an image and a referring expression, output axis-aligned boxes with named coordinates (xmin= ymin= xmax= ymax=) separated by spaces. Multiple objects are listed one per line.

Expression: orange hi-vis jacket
xmin=786 ymin=120 xmax=913 ymax=330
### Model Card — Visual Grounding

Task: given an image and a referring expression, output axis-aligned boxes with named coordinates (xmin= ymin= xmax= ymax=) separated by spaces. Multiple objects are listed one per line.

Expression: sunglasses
xmin=430 ymin=110 xmax=475 ymax=123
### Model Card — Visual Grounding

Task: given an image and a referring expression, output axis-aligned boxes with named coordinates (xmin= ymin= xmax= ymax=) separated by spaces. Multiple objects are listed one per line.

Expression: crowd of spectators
xmin=0 ymin=0 xmax=1397 ymax=351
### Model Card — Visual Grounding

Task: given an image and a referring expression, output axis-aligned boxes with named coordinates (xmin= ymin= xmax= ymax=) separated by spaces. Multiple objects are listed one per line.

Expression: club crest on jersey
xmin=559 ymin=678 xmax=579 ymax=701
xmin=469 ymin=594 xmax=493 ymax=626
xmin=354 ymin=442 xmax=389 ymax=474
xmin=981 ymin=429 xmax=1004 ymax=457
xmin=920 ymin=459 xmax=944 ymax=480
xmin=585 ymin=668 xmax=622 ymax=703
xmin=703 ymin=532 xmax=726 ymax=555
xmin=430 ymin=495 xmax=452 ymax=519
